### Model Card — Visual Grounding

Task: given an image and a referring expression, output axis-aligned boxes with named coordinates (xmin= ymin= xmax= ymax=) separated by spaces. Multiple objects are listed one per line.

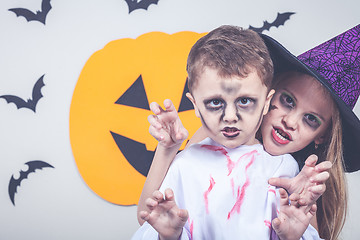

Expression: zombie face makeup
xmin=261 ymin=73 xmax=334 ymax=156
xmin=187 ymin=67 xmax=274 ymax=149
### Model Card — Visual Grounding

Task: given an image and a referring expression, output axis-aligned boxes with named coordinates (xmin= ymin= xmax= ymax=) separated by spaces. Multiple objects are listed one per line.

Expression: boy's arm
xmin=137 ymin=100 xmax=188 ymax=225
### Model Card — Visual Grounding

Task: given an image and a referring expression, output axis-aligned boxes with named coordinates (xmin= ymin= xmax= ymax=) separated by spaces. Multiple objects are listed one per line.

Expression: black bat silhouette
xmin=8 ymin=0 xmax=52 ymax=25
xmin=249 ymin=12 xmax=295 ymax=33
xmin=8 ymin=160 xmax=54 ymax=206
xmin=0 ymin=75 xmax=45 ymax=112
xmin=125 ymin=0 xmax=159 ymax=13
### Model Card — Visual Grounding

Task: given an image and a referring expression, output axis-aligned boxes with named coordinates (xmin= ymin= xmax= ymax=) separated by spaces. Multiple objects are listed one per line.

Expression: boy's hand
xmin=272 ymin=188 xmax=317 ymax=240
xmin=269 ymin=154 xmax=331 ymax=207
xmin=148 ymin=99 xmax=189 ymax=149
xmin=139 ymin=188 xmax=188 ymax=240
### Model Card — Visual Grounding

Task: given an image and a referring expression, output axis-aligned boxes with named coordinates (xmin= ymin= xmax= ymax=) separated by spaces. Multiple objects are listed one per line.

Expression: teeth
xmin=275 ymin=129 xmax=288 ymax=140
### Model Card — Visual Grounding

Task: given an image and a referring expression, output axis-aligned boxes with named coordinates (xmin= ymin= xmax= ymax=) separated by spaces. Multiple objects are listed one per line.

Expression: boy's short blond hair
xmin=186 ymin=25 xmax=273 ymax=93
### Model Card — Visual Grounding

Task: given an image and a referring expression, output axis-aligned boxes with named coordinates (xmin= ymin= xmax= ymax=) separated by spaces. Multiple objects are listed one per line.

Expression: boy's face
xmin=187 ymin=67 xmax=274 ymax=149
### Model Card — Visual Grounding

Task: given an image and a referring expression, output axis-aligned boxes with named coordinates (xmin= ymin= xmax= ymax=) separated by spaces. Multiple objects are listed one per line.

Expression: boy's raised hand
xmin=148 ymin=99 xmax=189 ymax=149
xmin=272 ymin=188 xmax=317 ymax=240
xmin=268 ymin=154 xmax=332 ymax=208
xmin=139 ymin=188 xmax=189 ymax=240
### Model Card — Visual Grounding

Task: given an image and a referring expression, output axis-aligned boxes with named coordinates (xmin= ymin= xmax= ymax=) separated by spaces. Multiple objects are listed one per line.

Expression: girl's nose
xmin=282 ymin=111 xmax=300 ymax=130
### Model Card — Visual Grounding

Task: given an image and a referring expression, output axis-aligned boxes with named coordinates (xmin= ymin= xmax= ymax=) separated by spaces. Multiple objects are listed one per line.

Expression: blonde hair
xmin=316 ymin=104 xmax=347 ymax=240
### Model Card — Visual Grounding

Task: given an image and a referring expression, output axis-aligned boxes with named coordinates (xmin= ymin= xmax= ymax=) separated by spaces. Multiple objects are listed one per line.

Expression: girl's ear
xmin=314 ymin=135 xmax=327 ymax=145
xmin=263 ymin=89 xmax=275 ymax=116
xmin=186 ymin=92 xmax=200 ymax=118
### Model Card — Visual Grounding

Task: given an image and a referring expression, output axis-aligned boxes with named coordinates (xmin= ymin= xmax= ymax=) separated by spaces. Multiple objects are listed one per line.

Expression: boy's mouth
xmin=272 ymin=127 xmax=291 ymax=144
xmin=222 ymin=127 xmax=240 ymax=138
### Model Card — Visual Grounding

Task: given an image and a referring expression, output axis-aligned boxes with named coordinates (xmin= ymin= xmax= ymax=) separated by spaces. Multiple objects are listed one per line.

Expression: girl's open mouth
xmin=222 ymin=127 xmax=240 ymax=138
xmin=272 ymin=127 xmax=291 ymax=144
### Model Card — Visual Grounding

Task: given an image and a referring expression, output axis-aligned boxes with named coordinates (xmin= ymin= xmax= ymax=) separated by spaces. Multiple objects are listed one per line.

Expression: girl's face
xmin=261 ymin=73 xmax=334 ymax=156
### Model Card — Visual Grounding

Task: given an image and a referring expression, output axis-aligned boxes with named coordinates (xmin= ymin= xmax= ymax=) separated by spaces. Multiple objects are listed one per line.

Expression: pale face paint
xmin=188 ymin=67 xmax=273 ymax=149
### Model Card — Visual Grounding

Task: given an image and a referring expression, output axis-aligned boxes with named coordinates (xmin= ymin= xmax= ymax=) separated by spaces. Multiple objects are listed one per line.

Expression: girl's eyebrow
xmin=309 ymin=111 xmax=326 ymax=122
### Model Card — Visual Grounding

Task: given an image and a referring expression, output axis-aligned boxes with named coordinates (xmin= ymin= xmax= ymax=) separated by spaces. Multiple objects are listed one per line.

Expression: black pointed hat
xmin=261 ymin=25 xmax=360 ymax=172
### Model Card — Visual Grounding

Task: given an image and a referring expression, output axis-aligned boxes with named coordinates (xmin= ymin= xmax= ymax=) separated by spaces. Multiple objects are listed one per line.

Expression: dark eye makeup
xmin=279 ymin=91 xmax=322 ymax=129
xmin=204 ymin=98 xmax=224 ymax=111
xmin=237 ymin=97 xmax=255 ymax=108
xmin=279 ymin=92 xmax=295 ymax=108
xmin=304 ymin=114 xmax=322 ymax=129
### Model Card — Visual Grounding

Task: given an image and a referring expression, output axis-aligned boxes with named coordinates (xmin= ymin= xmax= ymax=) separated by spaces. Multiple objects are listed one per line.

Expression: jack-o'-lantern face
xmin=69 ymin=31 xmax=204 ymax=205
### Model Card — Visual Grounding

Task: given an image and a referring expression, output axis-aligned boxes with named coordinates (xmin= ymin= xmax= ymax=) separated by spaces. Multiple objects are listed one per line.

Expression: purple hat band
xmin=297 ymin=25 xmax=360 ymax=109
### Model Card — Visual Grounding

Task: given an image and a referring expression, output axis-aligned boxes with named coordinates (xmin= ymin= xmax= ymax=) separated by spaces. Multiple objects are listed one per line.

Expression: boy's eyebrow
xmin=202 ymin=94 xmax=224 ymax=100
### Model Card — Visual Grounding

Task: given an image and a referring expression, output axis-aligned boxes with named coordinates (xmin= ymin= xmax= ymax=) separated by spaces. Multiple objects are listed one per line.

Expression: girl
xmin=137 ymin=25 xmax=360 ymax=240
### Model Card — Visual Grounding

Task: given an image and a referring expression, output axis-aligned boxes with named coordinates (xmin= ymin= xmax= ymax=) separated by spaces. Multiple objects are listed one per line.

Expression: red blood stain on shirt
xmin=264 ymin=220 xmax=271 ymax=229
xmin=204 ymin=176 xmax=216 ymax=213
xmin=201 ymin=145 xmax=234 ymax=175
xmin=227 ymin=151 xmax=256 ymax=219
xmin=268 ymin=186 xmax=276 ymax=195
xmin=188 ymin=218 xmax=194 ymax=239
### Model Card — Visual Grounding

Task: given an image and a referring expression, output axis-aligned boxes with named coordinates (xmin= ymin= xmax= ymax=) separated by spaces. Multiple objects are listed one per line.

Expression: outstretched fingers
xmin=139 ymin=210 xmax=150 ymax=221
xmin=140 ymin=191 xmax=163 ymax=222
xmin=279 ymin=188 xmax=290 ymax=206
xmin=144 ymin=190 xmax=163 ymax=210
xmin=304 ymin=154 xmax=318 ymax=168
xmin=314 ymin=160 xmax=332 ymax=172
xmin=150 ymin=101 xmax=164 ymax=115
xmin=310 ymin=171 xmax=330 ymax=184
xmin=164 ymin=188 xmax=189 ymax=223
xmin=268 ymin=177 xmax=291 ymax=191
xmin=163 ymin=99 xmax=177 ymax=113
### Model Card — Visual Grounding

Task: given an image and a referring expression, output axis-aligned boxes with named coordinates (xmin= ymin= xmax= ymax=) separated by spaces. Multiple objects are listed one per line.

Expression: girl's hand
xmin=148 ymin=99 xmax=188 ymax=149
xmin=269 ymin=155 xmax=332 ymax=207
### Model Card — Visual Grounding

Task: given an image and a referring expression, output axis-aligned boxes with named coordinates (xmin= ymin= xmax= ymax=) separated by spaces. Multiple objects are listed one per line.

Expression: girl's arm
xmin=137 ymin=144 xmax=181 ymax=225
xmin=137 ymin=124 xmax=207 ymax=225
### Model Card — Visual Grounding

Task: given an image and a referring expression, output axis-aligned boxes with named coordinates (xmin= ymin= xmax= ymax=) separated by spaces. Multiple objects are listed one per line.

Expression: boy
xmin=133 ymin=25 xmax=318 ymax=239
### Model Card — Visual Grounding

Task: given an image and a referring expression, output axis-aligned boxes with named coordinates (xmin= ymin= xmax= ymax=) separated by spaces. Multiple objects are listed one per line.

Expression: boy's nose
xmin=222 ymin=105 xmax=239 ymax=123
xmin=282 ymin=111 xmax=300 ymax=130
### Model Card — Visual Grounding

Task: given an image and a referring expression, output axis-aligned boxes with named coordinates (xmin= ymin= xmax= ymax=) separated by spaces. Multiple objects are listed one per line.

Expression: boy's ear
xmin=263 ymin=89 xmax=275 ymax=116
xmin=186 ymin=92 xmax=200 ymax=118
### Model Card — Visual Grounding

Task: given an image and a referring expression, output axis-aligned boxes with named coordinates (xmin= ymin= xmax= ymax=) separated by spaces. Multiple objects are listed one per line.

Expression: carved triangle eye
xmin=115 ymin=75 xmax=150 ymax=110
xmin=178 ymin=78 xmax=194 ymax=112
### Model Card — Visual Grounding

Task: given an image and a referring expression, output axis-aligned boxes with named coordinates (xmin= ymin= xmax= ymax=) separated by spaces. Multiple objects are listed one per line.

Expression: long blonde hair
xmin=287 ymin=73 xmax=347 ymax=240
xmin=316 ymin=102 xmax=347 ymax=240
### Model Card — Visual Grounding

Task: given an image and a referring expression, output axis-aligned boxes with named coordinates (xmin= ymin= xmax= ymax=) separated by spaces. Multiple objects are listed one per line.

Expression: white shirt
xmin=132 ymin=138 xmax=322 ymax=240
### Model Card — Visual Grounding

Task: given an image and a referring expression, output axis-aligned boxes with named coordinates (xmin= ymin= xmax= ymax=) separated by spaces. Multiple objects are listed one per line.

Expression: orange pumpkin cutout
xmin=70 ymin=31 xmax=205 ymax=205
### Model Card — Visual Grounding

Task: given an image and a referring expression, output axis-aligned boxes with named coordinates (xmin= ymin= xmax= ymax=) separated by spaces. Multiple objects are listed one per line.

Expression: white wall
xmin=0 ymin=0 xmax=359 ymax=239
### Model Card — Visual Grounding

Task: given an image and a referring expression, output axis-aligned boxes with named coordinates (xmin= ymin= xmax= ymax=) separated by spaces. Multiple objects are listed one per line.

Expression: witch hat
xmin=261 ymin=24 xmax=360 ymax=172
